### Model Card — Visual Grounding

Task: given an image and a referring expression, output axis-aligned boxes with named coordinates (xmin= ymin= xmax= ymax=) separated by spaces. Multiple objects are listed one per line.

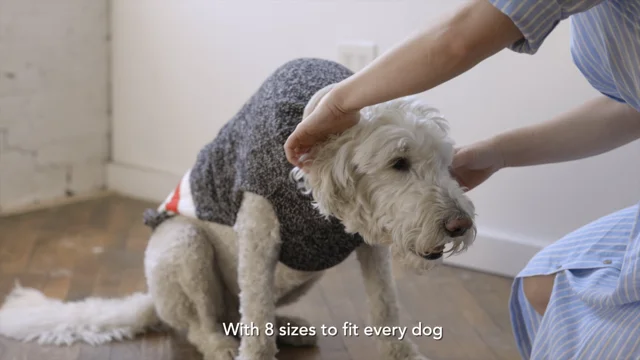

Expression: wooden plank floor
xmin=0 ymin=195 xmax=520 ymax=360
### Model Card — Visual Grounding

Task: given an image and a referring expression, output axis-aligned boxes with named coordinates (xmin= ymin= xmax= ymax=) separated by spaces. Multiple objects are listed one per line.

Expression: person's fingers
xmin=451 ymin=147 xmax=464 ymax=168
xmin=285 ymin=123 xmax=317 ymax=167
xmin=449 ymin=167 xmax=470 ymax=189
xmin=284 ymin=135 xmax=299 ymax=165
xmin=285 ymin=123 xmax=305 ymax=158
xmin=284 ymin=103 xmax=359 ymax=167
xmin=451 ymin=147 xmax=474 ymax=169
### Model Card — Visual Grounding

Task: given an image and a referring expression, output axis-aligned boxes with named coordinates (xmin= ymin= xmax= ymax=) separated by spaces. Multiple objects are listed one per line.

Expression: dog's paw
xmin=203 ymin=335 xmax=239 ymax=360
xmin=275 ymin=315 xmax=318 ymax=347
xmin=235 ymin=337 xmax=278 ymax=360
xmin=384 ymin=352 xmax=432 ymax=360
xmin=380 ymin=339 xmax=431 ymax=360
xmin=405 ymin=355 xmax=432 ymax=360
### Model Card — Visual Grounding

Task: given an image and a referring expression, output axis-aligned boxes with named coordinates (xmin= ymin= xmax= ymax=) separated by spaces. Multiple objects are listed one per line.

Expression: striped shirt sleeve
xmin=486 ymin=0 xmax=605 ymax=54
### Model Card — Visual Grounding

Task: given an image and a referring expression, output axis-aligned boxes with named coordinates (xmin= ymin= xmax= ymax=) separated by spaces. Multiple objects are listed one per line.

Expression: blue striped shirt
xmin=510 ymin=204 xmax=640 ymax=359
xmin=485 ymin=1 xmax=640 ymax=359
xmin=489 ymin=0 xmax=640 ymax=111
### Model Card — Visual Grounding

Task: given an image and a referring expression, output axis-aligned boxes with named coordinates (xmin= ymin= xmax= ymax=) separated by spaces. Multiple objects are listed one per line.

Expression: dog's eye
xmin=391 ymin=157 xmax=410 ymax=172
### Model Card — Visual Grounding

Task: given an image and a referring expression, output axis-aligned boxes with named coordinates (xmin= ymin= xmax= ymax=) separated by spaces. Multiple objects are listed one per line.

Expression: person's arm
xmin=330 ymin=0 xmax=523 ymax=113
xmin=494 ymin=96 xmax=640 ymax=168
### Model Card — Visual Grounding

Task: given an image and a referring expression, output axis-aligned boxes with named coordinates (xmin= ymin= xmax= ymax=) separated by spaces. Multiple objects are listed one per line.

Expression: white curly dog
xmin=0 ymin=64 xmax=476 ymax=360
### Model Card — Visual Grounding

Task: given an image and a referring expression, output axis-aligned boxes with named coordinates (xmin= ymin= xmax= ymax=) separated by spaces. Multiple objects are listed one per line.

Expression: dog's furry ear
xmin=303 ymin=84 xmax=336 ymax=118
xmin=290 ymin=134 xmax=358 ymax=220
xmin=292 ymin=83 xmax=362 ymax=219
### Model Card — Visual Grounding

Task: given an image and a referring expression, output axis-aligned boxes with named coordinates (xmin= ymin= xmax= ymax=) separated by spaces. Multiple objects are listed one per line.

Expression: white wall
xmin=0 ymin=0 xmax=110 ymax=213
xmin=109 ymin=0 xmax=640 ymax=276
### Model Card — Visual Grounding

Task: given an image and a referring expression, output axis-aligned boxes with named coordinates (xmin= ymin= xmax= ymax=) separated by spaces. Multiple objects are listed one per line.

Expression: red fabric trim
xmin=165 ymin=182 xmax=181 ymax=213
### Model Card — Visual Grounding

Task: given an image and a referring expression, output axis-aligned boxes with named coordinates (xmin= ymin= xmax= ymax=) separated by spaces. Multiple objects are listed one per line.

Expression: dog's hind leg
xmin=234 ymin=192 xmax=282 ymax=360
xmin=179 ymin=243 xmax=240 ymax=360
xmin=274 ymin=270 xmax=323 ymax=347
xmin=355 ymin=244 xmax=430 ymax=360
xmin=274 ymin=314 xmax=318 ymax=347
xmin=146 ymin=216 xmax=239 ymax=360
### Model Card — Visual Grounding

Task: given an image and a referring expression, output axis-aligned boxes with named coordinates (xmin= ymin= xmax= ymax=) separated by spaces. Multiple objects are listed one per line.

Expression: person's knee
xmin=522 ymin=274 xmax=555 ymax=316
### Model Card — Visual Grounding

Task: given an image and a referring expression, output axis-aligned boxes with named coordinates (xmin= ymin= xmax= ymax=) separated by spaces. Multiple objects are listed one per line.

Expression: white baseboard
xmin=107 ymin=162 xmax=181 ymax=204
xmin=443 ymin=233 xmax=542 ymax=278
xmin=106 ymin=161 xmax=542 ymax=277
xmin=0 ymin=190 xmax=113 ymax=218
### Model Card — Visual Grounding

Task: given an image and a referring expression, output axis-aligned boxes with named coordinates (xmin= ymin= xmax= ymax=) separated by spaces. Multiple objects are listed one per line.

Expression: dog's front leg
xmin=234 ymin=192 xmax=281 ymax=360
xmin=356 ymin=244 xmax=430 ymax=360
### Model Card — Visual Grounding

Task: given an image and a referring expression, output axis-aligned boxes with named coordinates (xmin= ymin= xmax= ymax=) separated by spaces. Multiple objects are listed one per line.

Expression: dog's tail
xmin=0 ymin=282 xmax=162 ymax=346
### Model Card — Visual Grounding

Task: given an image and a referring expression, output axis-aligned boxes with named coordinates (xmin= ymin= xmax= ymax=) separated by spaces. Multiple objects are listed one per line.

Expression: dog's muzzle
xmin=421 ymin=215 xmax=473 ymax=260
xmin=422 ymin=252 xmax=443 ymax=260
xmin=421 ymin=245 xmax=444 ymax=260
xmin=444 ymin=216 xmax=473 ymax=238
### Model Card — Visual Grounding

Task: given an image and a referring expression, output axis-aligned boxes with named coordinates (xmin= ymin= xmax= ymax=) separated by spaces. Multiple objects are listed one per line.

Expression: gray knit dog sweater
xmin=143 ymin=58 xmax=364 ymax=272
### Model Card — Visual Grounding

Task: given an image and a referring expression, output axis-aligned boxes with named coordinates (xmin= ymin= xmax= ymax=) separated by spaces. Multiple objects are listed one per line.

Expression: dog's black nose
xmin=422 ymin=252 xmax=443 ymax=260
xmin=445 ymin=216 xmax=472 ymax=238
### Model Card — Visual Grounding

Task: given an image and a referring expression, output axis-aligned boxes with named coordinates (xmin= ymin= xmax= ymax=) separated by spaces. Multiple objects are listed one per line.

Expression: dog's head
xmin=290 ymin=85 xmax=476 ymax=273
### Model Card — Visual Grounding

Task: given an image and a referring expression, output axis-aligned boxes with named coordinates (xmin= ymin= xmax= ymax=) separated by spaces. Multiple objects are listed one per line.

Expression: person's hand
xmin=450 ymin=137 xmax=505 ymax=191
xmin=284 ymin=87 xmax=360 ymax=168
